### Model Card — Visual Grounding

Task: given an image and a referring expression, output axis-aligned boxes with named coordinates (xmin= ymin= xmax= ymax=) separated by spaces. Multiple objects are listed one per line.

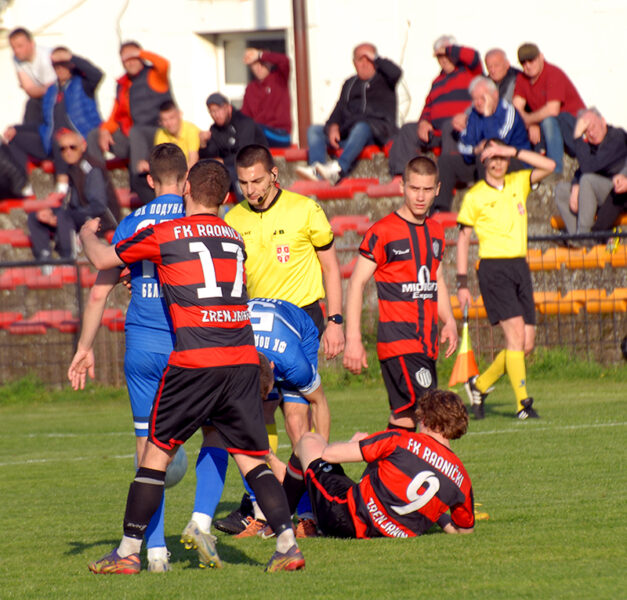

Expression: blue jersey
xmin=112 ymin=193 xmax=183 ymax=352
xmin=248 ymin=298 xmax=320 ymax=395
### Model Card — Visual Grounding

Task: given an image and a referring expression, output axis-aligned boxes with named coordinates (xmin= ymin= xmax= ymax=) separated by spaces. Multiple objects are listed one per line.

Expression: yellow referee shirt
xmin=457 ymin=170 xmax=533 ymax=258
xmin=154 ymin=120 xmax=200 ymax=158
xmin=225 ymin=188 xmax=334 ymax=307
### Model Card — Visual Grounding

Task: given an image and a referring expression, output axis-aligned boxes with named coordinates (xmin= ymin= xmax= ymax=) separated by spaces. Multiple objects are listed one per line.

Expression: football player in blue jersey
xmin=195 ymin=297 xmax=330 ymax=539
xmin=68 ymin=143 xmax=229 ymax=572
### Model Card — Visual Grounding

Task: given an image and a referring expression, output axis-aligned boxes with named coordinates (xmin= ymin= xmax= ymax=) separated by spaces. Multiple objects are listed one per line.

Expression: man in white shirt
xmin=9 ymin=27 xmax=56 ymax=124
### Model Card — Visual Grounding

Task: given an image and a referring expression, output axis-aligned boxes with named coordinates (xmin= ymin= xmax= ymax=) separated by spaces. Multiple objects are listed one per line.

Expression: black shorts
xmin=305 ymin=459 xmax=357 ymax=538
xmin=380 ymin=353 xmax=437 ymax=415
xmin=477 ymin=258 xmax=536 ymax=326
xmin=301 ymin=300 xmax=324 ymax=340
xmin=150 ymin=364 xmax=268 ymax=456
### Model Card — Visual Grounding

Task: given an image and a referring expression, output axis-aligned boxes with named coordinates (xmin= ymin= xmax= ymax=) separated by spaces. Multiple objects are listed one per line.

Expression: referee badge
xmin=276 ymin=244 xmax=290 ymax=263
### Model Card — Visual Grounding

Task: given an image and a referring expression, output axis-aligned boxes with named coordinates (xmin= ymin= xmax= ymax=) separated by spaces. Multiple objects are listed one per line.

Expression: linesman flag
xmin=448 ymin=305 xmax=479 ymax=387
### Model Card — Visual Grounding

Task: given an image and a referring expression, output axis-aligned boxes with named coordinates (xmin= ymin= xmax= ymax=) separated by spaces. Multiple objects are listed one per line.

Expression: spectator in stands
xmin=388 ymin=35 xmax=482 ymax=178
xmin=513 ymin=43 xmax=585 ymax=174
xmin=242 ymin=47 xmax=292 ymax=148
xmin=198 ymin=93 xmax=267 ymax=191
xmin=8 ymin=27 xmax=56 ymax=125
xmin=27 ymin=129 xmax=118 ymax=265
xmin=434 ymin=75 xmax=530 ymax=211
xmin=554 ymin=107 xmax=627 ymax=237
xmin=88 ymin=41 xmax=173 ymax=205
xmin=295 ymin=43 xmax=401 ymax=185
xmin=137 ymin=100 xmax=199 ymax=172
xmin=3 ymin=46 xmax=103 ymax=195
xmin=484 ymin=48 xmax=520 ymax=103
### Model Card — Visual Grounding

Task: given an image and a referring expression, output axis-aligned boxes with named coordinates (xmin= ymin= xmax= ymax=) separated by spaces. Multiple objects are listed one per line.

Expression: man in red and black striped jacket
xmin=388 ymin=35 xmax=482 ymax=176
xmin=344 ymin=156 xmax=458 ymax=432
xmin=80 ymin=158 xmax=305 ymax=574
xmin=282 ymin=389 xmax=474 ymax=539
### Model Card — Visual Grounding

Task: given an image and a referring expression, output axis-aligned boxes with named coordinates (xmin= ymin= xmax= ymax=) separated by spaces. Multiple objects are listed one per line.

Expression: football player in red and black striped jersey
xmin=282 ymin=389 xmax=474 ymax=539
xmin=344 ymin=156 xmax=458 ymax=431
xmin=81 ymin=159 xmax=304 ymax=574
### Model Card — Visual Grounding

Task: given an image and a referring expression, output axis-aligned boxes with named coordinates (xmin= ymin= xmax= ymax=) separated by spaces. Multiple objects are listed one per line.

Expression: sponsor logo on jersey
xmin=276 ymin=244 xmax=290 ymax=263
xmin=400 ymin=265 xmax=437 ymax=299
xmin=517 ymin=202 xmax=525 ymax=215
xmin=415 ymin=367 xmax=432 ymax=389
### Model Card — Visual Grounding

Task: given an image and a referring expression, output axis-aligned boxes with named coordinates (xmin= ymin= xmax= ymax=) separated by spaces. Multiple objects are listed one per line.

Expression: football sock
xmin=147 ymin=546 xmax=168 ymax=561
xmin=505 ymin=350 xmax=528 ymax=411
xmin=118 ymin=535 xmax=142 ymax=558
xmin=193 ymin=446 xmax=228 ymax=528
xmin=245 ymin=464 xmax=293 ymax=538
xmin=266 ymin=422 xmax=278 ymax=454
xmin=282 ymin=454 xmax=307 ymax=515
xmin=144 ymin=492 xmax=166 ymax=549
xmin=276 ymin=528 xmax=297 ymax=553
xmin=123 ymin=467 xmax=166 ymax=541
xmin=476 ymin=350 xmax=506 ymax=392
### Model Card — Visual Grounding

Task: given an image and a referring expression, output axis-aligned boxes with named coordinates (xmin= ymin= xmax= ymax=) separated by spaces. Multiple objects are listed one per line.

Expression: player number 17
xmin=189 ymin=241 xmax=244 ymax=298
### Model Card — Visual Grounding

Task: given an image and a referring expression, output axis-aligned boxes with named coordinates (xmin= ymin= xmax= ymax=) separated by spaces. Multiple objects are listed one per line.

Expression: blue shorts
xmin=124 ymin=348 xmax=170 ymax=437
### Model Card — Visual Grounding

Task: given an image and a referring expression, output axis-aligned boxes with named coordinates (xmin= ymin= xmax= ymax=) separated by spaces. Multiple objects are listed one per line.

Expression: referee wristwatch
xmin=327 ymin=314 xmax=344 ymax=325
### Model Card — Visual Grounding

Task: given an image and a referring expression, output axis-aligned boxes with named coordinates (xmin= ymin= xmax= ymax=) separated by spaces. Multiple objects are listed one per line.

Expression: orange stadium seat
xmin=8 ymin=309 xmax=77 ymax=335
xmin=450 ymin=295 xmax=487 ymax=320
xmin=288 ymin=178 xmax=377 ymax=200
xmin=26 ymin=158 xmax=55 ymax=175
xmin=283 ymin=147 xmax=308 ymax=162
xmin=105 ymin=157 xmax=129 ymax=170
xmin=609 ymin=243 xmax=627 ymax=267
xmin=0 ymin=199 xmax=27 ymax=214
xmin=21 ymin=195 xmax=64 ymax=213
xmin=0 ymin=267 xmax=28 ymax=289
xmin=551 ymin=212 xmax=627 ymax=231
xmin=0 ymin=228 xmax=31 ymax=247
xmin=534 ymin=291 xmax=582 ymax=315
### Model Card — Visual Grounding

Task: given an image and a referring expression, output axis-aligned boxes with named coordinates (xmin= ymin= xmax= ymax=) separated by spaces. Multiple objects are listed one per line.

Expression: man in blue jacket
xmin=3 ymin=46 xmax=102 ymax=193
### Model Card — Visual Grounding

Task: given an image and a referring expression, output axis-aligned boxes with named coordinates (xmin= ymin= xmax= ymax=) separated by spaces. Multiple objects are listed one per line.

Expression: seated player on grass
xmin=281 ymin=389 xmax=475 ymax=538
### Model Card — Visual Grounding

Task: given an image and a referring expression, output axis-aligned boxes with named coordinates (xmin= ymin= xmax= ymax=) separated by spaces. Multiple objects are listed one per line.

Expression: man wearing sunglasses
xmin=512 ymin=43 xmax=585 ymax=175
xmin=26 ymin=129 xmax=118 ymax=267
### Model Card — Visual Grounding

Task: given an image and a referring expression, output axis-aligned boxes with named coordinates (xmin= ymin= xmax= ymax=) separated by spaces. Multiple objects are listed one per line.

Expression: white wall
xmin=0 ymin=0 xmax=625 ymax=141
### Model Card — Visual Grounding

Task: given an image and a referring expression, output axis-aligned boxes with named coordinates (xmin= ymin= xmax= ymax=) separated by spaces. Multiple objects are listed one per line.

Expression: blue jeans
xmin=539 ymin=113 xmax=576 ymax=174
xmin=306 ymin=121 xmax=374 ymax=175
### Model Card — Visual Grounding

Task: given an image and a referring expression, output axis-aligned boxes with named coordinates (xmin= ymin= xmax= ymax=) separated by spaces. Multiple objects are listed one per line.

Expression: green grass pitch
xmin=0 ymin=362 xmax=625 ymax=599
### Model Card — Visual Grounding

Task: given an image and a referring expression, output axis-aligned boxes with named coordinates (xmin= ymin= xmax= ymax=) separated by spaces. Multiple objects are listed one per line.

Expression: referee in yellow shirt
xmin=456 ymin=139 xmax=555 ymax=419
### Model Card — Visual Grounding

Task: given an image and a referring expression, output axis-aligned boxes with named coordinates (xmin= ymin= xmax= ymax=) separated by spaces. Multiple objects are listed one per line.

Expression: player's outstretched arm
xmin=437 ymin=513 xmax=474 ymax=535
xmin=455 ymin=226 xmax=473 ymax=310
xmin=79 ymin=218 xmax=124 ymax=270
xmin=436 ymin=264 xmax=458 ymax=358
xmin=343 ymin=255 xmax=377 ymax=374
xmin=68 ymin=268 xmax=120 ymax=390
xmin=320 ymin=439 xmax=364 ymax=464
xmin=317 ymin=245 xmax=345 ymax=359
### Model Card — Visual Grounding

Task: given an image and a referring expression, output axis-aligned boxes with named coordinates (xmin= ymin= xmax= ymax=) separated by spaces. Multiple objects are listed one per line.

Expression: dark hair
xmin=235 ymin=144 xmax=275 ymax=172
xmin=120 ymin=40 xmax=142 ymax=53
xmin=148 ymin=143 xmax=187 ymax=185
xmin=159 ymin=100 xmax=177 ymax=113
xmin=187 ymin=159 xmax=231 ymax=208
xmin=51 ymin=46 xmax=71 ymax=55
xmin=9 ymin=27 xmax=32 ymax=41
xmin=416 ymin=390 xmax=469 ymax=440
xmin=258 ymin=352 xmax=274 ymax=400
xmin=403 ymin=155 xmax=439 ymax=184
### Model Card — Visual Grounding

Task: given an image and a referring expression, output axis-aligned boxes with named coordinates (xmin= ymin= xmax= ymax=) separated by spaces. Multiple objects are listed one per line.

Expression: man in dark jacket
xmin=555 ymin=108 xmax=627 ymax=236
xmin=296 ymin=43 xmax=401 ymax=185
xmin=199 ymin=92 xmax=267 ymax=192
xmin=27 ymin=129 xmax=118 ymax=264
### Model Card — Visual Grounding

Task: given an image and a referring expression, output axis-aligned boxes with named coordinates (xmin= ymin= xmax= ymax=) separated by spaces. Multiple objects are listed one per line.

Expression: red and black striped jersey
xmin=359 ymin=212 xmax=445 ymax=360
xmin=348 ymin=429 xmax=474 ymax=538
xmin=115 ymin=213 xmax=258 ymax=369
